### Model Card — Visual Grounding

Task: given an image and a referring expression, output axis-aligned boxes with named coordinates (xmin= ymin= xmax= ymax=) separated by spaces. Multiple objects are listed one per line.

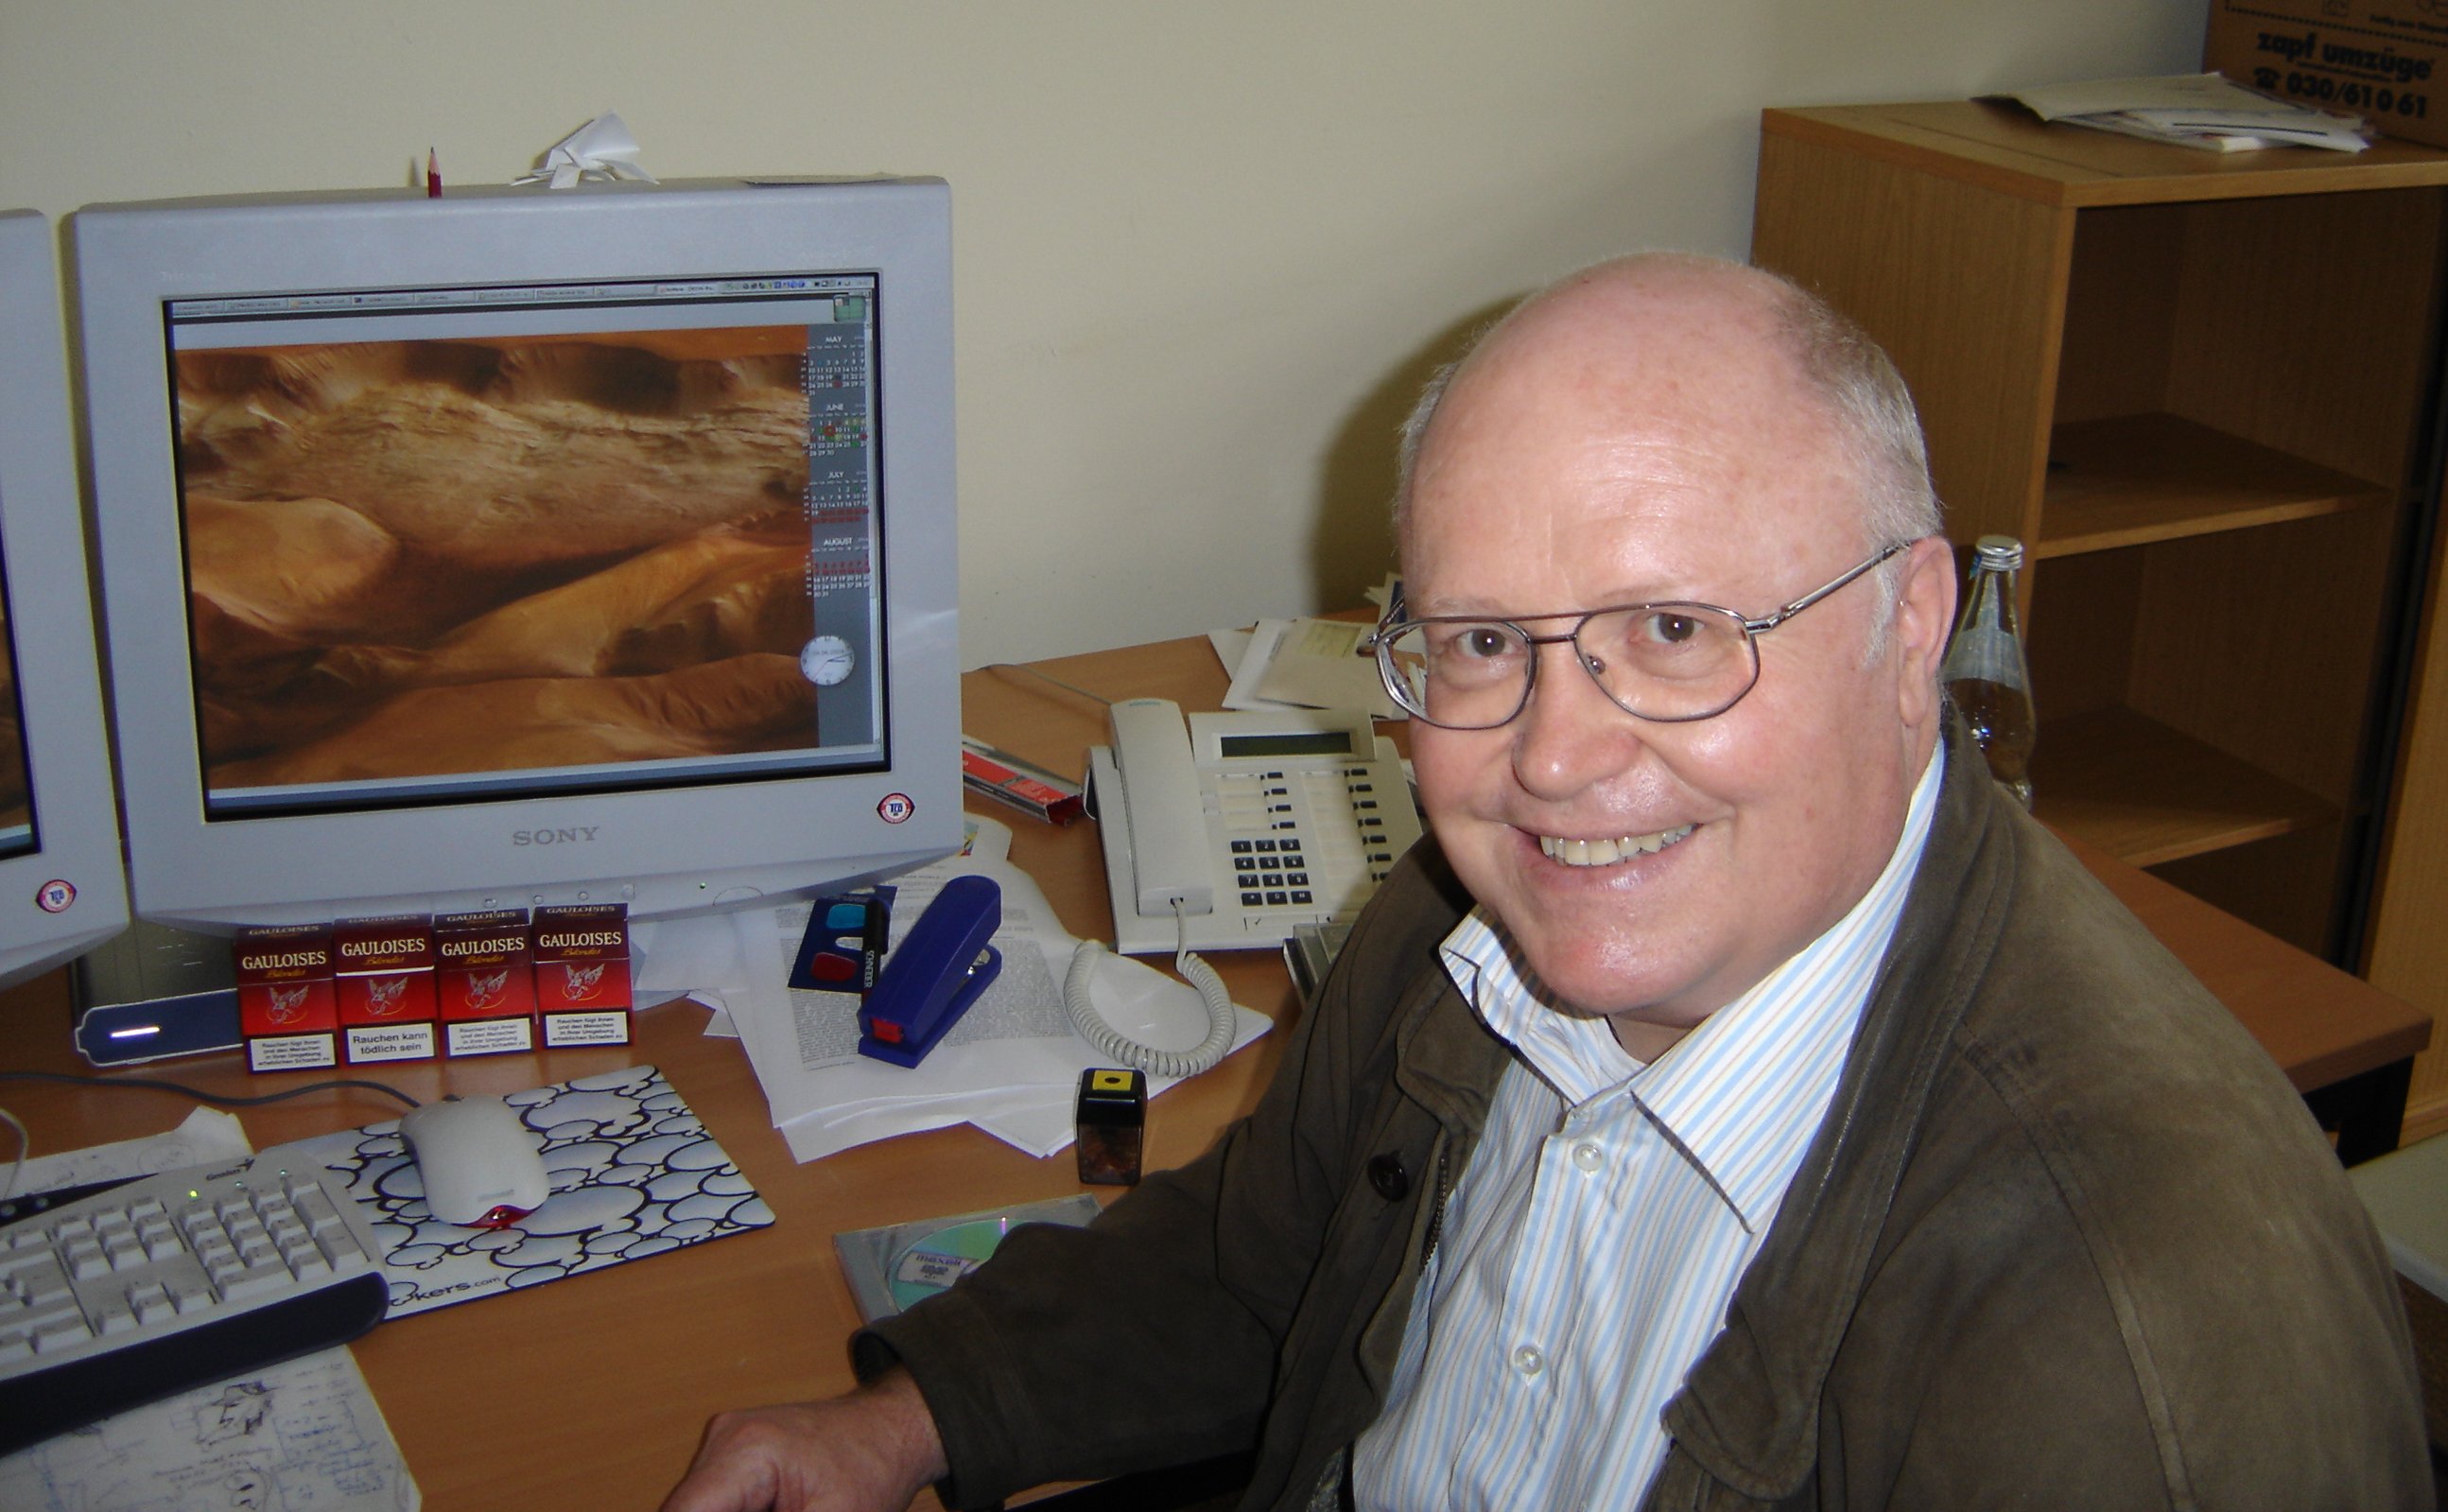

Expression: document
xmin=5 ymin=1104 xmax=252 ymax=1193
xmin=1222 ymin=617 xmax=1400 ymax=719
xmin=0 ymin=1347 xmax=417 ymax=1512
xmin=2000 ymin=73 xmax=2369 ymax=151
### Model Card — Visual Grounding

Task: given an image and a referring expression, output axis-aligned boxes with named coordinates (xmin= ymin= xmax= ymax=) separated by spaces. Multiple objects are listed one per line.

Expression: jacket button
xmin=1366 ymin=1153 xmax=1409 ymax=1201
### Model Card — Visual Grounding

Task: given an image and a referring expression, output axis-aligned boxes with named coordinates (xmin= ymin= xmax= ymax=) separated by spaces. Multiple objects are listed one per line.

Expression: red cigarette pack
xmin=233 ymin=923 xmax=338 ymax=1072
xmin=532 ymin=903 xmax=633 ymax=1047
xmin=434 ymin=908 xmax=538 ymax=1057
xmin=332 ymin=913 xmax=437 ymax=1065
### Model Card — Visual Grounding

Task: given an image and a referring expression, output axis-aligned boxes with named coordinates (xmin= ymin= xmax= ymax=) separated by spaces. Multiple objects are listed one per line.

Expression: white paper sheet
xmin=1253 ymin=617 xmax=1399 ymax=719
xmin=709 ymin=819 xmax=1269 ymax=1162
xmin=5 ymin=1105 xmax=251 ymax=1198
xmin=0 ymin=1347 xmax=418 ymax=1512
xmin=2000 ymin=73 xmax=2369 ymax=151
xmin=1221 ymin=618 xmax=1301 ymax=711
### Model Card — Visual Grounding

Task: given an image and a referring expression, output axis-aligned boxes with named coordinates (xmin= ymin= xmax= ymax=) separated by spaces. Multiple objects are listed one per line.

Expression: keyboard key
xmin=30 ymin=1315 xmax=92 ymax=1353
xmin=218 ymin=1265 xmax=291 ymax=1302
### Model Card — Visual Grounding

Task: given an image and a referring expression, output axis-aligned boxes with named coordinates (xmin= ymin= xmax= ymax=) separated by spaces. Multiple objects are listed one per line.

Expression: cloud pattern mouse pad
xmin=272 ymin=1064 xmax=774 ymax=1317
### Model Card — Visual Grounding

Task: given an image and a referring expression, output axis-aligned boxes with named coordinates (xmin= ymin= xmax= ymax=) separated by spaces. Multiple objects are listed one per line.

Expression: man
xmin=665 ymin=255 xmax=2427 ymax=1511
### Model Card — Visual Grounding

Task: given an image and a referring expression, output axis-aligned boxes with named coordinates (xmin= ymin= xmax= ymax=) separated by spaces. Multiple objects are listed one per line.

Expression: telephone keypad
xmin=1200 ymin=765 xmax=1415 ymax=925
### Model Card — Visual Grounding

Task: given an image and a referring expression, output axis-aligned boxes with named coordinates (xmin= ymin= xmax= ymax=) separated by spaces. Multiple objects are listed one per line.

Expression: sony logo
xmin=512 ymin=826 xmax=600 ymax=846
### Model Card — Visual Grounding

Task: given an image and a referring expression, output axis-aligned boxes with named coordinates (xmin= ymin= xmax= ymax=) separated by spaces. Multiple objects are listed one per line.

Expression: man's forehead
xmin=1397 ymin=279 xmax=1863 ymax=603
xmin=1415 ymin=296 xmax=1830 ymax=507
xmin=1460 ymin=270 xmax=1795 ymax=421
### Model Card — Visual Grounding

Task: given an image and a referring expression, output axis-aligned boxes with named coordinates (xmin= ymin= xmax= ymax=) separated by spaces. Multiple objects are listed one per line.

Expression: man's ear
xmin=1890 ymin=535 xmax=1958 ymax=728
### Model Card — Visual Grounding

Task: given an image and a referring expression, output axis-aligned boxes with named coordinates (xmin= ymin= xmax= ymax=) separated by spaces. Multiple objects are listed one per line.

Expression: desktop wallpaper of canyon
xmin=172 ymin=329 xmax=829 ymax=799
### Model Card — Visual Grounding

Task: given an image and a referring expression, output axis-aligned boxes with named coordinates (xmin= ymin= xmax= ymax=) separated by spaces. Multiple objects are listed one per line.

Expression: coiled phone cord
xmin=1064 ymin=901 xmax=1238 ymax=1079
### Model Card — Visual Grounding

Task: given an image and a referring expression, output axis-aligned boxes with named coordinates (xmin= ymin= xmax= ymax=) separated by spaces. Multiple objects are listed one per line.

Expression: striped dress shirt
xmin=1350 ymin=750 xmax=1940 ymax=1510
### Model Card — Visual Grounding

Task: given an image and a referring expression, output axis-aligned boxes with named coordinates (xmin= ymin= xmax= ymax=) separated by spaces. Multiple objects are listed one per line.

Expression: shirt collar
xmin=1440 ymin=742 xmax=1944 ymax=1226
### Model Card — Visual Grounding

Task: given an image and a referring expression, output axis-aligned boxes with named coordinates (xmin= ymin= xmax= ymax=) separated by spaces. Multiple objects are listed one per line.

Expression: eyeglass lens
xmin=1379 ymin=605 xmax=1759 ymax=728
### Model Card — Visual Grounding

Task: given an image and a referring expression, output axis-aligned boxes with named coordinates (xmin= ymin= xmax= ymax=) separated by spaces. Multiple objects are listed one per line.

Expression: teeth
xmin=1539 ymin=825 xmax=1693 ymax=866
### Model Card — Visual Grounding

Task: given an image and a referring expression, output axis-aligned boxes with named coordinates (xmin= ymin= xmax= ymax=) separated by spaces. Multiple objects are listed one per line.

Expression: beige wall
xmin=0 ymin=2 xmax=2203 ymax=668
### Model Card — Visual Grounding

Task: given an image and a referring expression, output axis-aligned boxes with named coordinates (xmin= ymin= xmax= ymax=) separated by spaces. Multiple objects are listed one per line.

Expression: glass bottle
xmin=1941 ymin=535 xmax=2036 ymax=808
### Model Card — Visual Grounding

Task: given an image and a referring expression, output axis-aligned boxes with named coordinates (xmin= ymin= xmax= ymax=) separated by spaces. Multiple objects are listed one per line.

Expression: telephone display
xmin=1087 ymin=699 xmax=1423 ymax=955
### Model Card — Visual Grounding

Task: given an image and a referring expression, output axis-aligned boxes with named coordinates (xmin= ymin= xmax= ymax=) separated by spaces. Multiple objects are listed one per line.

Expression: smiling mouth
xmin=1537 ymin=825 xmax=1695 ymax=867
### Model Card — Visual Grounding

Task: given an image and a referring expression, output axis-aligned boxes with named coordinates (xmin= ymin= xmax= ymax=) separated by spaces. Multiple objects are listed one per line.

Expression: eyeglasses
xmin=1367 ymin=543 xmax=1905 ymax=730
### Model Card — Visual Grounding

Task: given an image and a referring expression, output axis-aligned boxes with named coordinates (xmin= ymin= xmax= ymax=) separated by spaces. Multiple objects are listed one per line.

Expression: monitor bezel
xmin=73 ymin=180 xmax=960 ymax=930
xmin=0 ymin=209 xmax=130 ymax=982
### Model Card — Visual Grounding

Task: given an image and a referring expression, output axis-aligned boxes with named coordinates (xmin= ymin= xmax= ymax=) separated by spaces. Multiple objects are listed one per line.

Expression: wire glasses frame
xmin=1367 ymin=542 xmax=1907 ymax=730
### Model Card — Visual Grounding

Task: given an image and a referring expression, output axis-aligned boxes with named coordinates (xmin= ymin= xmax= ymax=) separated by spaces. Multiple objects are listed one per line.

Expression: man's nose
xmin=1510 ymin=637 xmax=1644 ymax=799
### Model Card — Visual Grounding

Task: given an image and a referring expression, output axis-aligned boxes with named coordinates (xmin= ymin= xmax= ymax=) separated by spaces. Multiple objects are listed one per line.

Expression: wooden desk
xmin=0 ymin=630 xmax=2429 ymax=1509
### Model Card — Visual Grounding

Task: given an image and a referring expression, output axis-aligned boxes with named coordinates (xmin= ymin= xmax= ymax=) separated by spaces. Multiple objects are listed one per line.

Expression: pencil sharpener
xmin=1075 ymin=1067 xmax=1146 ymax=1186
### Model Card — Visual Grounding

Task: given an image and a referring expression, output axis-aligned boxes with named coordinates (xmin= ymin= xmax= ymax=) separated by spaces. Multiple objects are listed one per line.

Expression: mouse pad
xmin=271 ymin=1064 xmax=773 ymax=1318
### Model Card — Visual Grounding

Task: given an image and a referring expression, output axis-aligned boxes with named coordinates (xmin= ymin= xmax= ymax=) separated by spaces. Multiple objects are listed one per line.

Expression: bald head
xmin=1396 ymin=255 xmax=1939 ymax=568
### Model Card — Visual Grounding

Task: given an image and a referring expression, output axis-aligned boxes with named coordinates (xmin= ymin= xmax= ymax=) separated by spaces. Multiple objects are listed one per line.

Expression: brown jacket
xmin=865 ymin=732 xmax=2428 ymax=1509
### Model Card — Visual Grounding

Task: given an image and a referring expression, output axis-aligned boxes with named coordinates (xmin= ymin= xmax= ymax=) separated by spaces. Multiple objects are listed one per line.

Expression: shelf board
xmin=2026 ymin=704 xmax=2336 ymax=868
xmin=2035 ymin=412 xmax=2394 ymax=558
xmin=1762 ymin=101 xmax=2448 ymax=209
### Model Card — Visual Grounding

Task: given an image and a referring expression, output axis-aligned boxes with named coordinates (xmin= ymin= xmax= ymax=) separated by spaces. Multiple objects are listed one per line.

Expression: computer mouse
xmin=399 ymin=1095 xmax=550 ymax=1227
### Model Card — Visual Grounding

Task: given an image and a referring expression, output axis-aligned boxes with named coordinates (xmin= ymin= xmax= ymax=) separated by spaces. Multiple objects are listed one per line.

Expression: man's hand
xmin=660 ymin=1368 xmax=951 ymax=1512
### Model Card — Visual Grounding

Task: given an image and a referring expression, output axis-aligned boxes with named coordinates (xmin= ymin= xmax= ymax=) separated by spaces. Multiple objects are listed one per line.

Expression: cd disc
xmin=887 ymin=1218 xmax=1009 ymax=1311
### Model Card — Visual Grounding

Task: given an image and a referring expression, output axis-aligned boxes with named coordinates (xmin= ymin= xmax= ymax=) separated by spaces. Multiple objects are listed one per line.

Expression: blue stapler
xmin=857 ymin=875 xmax=1002 ymax=1068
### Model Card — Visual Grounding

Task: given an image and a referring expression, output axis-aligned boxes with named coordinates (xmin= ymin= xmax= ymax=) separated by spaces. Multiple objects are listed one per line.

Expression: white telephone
xmin=1086 ymin=698 xmax=1422 ymax=957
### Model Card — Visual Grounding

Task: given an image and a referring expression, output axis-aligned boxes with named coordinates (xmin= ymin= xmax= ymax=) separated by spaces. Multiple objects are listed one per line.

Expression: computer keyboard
xmin=0 ymin=1153 xmax=391 ymax=1455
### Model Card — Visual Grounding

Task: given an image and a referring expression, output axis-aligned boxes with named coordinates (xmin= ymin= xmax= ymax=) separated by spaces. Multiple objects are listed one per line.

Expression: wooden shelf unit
xmin=1753 ymin=99 xmax=2448 ymax=958
xmin=2040 ymin=413 xmax=2393 ymax=557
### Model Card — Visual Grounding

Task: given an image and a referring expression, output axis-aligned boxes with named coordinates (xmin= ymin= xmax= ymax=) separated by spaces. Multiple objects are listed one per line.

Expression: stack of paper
xmin=1216 ymin=576 xmax=1404 ymax=718
xmin=636 ymin=816 xmax=1272 ymax=1163
xmin=2003 ymin=73 xmax=2370 ymax=152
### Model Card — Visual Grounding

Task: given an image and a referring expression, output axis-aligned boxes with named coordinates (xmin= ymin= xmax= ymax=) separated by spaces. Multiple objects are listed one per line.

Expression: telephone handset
xmin=1086 ymin=698 xmax=1423 ymax=958
xmin=1105 ymin=698 xmax=1215 ymax=919
xmin=1068 ymin=697 xmax=1243 ymax=1079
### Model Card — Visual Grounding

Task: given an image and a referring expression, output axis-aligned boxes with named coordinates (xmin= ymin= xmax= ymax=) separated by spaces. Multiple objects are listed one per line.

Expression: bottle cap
xmin=1972 ymin=534 xmax=2023 ymax=570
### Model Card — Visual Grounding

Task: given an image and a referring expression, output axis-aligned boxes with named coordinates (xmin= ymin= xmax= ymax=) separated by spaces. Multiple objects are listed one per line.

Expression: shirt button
xmin=1511 ymin=1344 xmax=1545 ymax=1377
xmin=1571 ymin=1141 xmax=1604 ymax=1173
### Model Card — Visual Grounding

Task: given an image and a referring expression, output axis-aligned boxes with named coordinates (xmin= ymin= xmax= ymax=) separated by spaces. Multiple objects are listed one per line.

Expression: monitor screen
xmin=0 ymin=210 xmax=130 ymax=983
xmin=74 ymin=181 xmax=959 ymax=930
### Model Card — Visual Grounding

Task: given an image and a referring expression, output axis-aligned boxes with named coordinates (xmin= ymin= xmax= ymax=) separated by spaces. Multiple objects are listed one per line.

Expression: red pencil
xmin=425 ymin=148 xmax=442 ymax=199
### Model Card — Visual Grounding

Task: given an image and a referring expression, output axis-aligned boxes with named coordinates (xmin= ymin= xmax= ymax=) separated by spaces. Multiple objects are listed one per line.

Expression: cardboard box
xmin=532 ymin=903 xmax=633 ymax=1047
xmin=434 ymin=908 xmax=538 ymax=1057
xmin=233 ymin=923 xmax=338 ymax=1071
xmin=2206 ymin=1 xmax=2448 ymax=148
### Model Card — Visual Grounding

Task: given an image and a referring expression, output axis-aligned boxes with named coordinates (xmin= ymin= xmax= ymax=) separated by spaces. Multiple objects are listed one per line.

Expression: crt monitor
xmin=71 ymin=179 xmax=959 ymax=931
xmin=0 ymin=210 xmax=130 ymax=984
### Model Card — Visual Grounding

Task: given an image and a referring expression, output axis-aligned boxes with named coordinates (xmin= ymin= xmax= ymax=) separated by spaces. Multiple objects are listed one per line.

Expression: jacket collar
xmin=1390 ymin=956 xmax=1509 ymax=1142
xmin=1658 ymin=727 xmax=2017 ymax=1500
